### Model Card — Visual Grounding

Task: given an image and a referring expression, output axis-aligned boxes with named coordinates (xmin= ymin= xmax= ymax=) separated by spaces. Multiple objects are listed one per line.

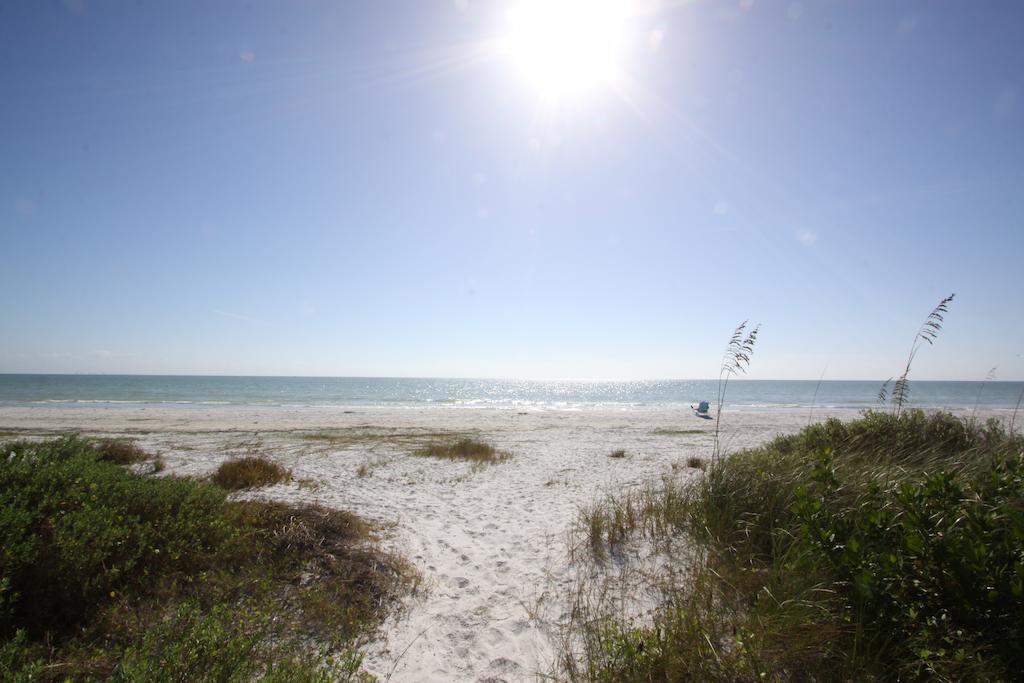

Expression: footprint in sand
xmin=484 ymin=627 xmax=507 ymax=647
xmin=487 ymin=657 xmax=523 ymax=676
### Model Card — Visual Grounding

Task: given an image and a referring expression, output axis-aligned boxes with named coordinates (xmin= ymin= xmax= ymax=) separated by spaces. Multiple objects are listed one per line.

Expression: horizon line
xmin=1 ymin=372 xmax=1022 ymax=383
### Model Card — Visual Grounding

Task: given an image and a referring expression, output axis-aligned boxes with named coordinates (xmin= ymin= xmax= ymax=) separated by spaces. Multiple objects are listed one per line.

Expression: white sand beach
xmin=0 ymin=405 xmax=1011 ymax=681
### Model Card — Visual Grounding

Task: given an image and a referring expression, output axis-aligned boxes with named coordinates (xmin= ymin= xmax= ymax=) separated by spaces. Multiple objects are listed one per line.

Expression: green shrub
xmin=766 ymin=409 xmax=1018 ymax=467
xmin=213 ymin=456 xmax=291 ymax=489
xmin=564 ymin=411 xmax=1024 ymax=681
xmin=116 ymin=602 xmax=352 ymax=682
xmin=0 ymin=436 xmax=408 ymax=681
xmin=0 ymin=631 xmax=44 ymax=682
xmin=0 ymin=436 xmax=232 ymax=636
xmin=792 ymin=449 xmax=1024 ymax=678
xmin=690 ymin=410 xmax=1024 ymax=562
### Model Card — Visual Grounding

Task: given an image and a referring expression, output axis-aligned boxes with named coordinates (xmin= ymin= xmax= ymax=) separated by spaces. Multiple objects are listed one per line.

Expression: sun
xmin=501 ymin=0 xmax=632 ymax=103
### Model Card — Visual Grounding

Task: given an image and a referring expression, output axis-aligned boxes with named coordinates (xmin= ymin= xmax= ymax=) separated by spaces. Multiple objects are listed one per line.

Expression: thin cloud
xmin=211 ymin=308 xmax=261 ymax=324
xmin=898 ymin=14 xmax=919 ymax=35
xmin=795 ymin=228 xmax=818 ymax=246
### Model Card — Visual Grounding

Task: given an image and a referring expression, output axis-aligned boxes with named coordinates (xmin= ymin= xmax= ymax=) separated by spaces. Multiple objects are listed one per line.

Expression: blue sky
xmin=1 ymin=0 xmax=1022 ymax=380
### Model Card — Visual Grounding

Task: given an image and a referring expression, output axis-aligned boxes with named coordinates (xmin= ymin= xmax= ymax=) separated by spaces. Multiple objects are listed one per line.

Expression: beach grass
xmin=562 ymin=410 xmax=1024 ymax=681
xmin=887 ymin=294 xmax=955 ymax=417
xmin=301 ymin=428 xmax=480 ymax=459
xmin=652 ymin=428 xmax=705 ymax=436
xmin=575 ymin=475 xmax=691 ymax=563
xmin=413 ymin=438 xmax=510 ymax=465
xmin=0 ymin=435 xmax=410 ymax=681
xmin=302 ymin=430 xmax=364 ymax=443
xmin=213 ymin=455 xmax=291 ymax=489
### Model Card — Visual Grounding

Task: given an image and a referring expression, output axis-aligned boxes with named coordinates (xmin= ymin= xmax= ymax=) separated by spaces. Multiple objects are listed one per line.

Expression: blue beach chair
xmin=692 ymin=401 xmax=711 ymax=418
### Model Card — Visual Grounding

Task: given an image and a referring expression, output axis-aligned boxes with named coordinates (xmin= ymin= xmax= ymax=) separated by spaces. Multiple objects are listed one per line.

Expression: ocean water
xmin=0 ymin=375 xmax=1021 ymax=411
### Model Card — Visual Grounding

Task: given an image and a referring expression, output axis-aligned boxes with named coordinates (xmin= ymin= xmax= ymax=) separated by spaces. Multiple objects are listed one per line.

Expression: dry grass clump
xmin=608 ymin=449 xmax=627 ymax=459
xmin=653 ymin=428 xmax=705 ymax=436
xmin=227 ymin=501 xmax=408 ymax=640
xmin=579 ymin=497 xmax=639 ymax=563
xmin=213 ymin=456 xmax=291 ymax=490
xmin=302 ymin=431 xmax=353 ymax=442
xmin=575 ymin=476 xmax=691 ymax=563
xmin=414 ymin=438 xmax=510 ymax=465
xmin=96 ymin=438 xmax=149 ymax=465
xmin=686 ymin=456 xmax=705 ymax=469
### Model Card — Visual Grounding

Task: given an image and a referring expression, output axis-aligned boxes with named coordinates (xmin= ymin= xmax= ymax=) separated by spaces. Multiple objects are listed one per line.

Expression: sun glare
xmin=502 ymin=0 xmax=631 ymax=103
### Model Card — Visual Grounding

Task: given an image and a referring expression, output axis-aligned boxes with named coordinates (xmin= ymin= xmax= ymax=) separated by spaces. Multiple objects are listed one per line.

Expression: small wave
xmin=31 ymin=399 xmax=237 ymax=406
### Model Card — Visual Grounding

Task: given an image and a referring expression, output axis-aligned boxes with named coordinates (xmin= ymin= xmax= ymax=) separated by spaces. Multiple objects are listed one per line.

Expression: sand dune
xmin=2 ymin=405 xmax=1008 ymax=681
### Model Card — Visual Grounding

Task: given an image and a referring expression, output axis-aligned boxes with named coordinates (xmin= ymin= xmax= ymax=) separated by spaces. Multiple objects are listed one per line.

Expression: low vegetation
xmin=652 ymin=429 xmax=705 ymax=436
xmin=608 ymin=449 xmax=627 ymax=459
xmin=213 ymin=455 xmax=291 ymax=489
xmin=95 ymin=438 xmax=150 ymax=465
xmin=0 ymin=435 xmax=410 ymax=681
xmin=303 ymin=430 xmax=361 ymax=443
xmin=413 ymin=437 xmax=510 ymax=465
xmin=575 ymin=475 xmax=691 ymax=564
xmin=564 ymin=410 xmax=1024 ymax=681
